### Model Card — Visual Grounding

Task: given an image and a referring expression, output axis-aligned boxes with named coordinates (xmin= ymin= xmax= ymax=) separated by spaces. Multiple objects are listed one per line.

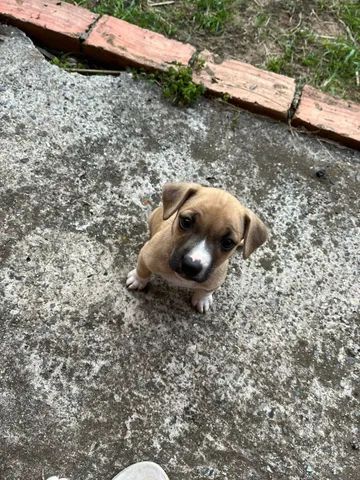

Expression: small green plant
xmin=222 ymin=92 xmax=231 ymax=102
xmin=51 ymin=54 xmax=85 ymax=69
xmin=266 ymin=56 xmax=285 ymax=74
xmin=51 ymin=56 xmax=72 ymax=69
xmin=160 ymin=63 xmax=205 ymax=106
xmin=131 ymin=63 xmax=205 ymax=106
xmin=254 ymin=12 xmax=270 ymax=28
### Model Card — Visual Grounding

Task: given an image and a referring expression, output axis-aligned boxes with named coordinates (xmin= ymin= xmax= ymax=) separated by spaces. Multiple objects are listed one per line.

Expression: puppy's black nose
xmin=182 ymin=255 xmax=202 ymax=278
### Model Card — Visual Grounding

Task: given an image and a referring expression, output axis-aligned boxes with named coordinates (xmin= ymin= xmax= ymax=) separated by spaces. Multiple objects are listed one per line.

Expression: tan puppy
xmin=126 ymin=183 xmax=268 ymax=313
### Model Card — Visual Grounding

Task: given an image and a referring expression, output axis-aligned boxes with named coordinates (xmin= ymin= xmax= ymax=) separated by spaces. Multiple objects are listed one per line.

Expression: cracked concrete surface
xmin=0 ymin=25 xmax=359 ymax=480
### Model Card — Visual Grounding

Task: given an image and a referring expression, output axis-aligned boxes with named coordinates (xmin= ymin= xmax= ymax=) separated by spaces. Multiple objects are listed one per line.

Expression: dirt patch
xmin=166 ymin=0 xmax=359 ymax=102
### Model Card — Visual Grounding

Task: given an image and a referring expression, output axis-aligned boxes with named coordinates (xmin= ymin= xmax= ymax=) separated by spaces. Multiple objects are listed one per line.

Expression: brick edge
xmin=292 ymin=116 xmax=359 ymax=150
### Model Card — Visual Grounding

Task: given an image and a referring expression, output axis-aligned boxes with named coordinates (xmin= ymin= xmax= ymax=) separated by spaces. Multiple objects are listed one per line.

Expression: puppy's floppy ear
xmin=162 ymin=183 xmax=200 ymax=220
xmin=242 ymin=209 xmax=268 ymax=259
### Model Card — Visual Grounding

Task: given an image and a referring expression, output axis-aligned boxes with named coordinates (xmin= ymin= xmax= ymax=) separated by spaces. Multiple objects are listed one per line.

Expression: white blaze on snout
xmin=188 ymin=239 xmax=212 ymax=270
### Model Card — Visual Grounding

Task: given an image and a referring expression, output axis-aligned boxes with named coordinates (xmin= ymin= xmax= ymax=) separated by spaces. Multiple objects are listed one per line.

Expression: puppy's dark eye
xmin=179 ymin=216 xmax=193 ymax=230
xmin=221 ymin=237 xmax=235 ymax=251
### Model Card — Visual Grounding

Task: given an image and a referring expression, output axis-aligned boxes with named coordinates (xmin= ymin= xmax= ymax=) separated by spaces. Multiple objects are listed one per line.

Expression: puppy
xmin=126 ymin=183 xmax=268 ymax=313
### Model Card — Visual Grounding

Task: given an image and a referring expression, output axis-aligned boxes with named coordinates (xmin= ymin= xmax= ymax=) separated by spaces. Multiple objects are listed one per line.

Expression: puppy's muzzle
xmin=170 ymin=239 xmax=213 ymax=283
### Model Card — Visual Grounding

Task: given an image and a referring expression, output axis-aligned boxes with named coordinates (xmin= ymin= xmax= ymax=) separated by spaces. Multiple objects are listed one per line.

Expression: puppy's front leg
xmin=191 ymin=289 xmax=214 ymax=314
xmin=126 ymin=249 xmax=151 ymax=291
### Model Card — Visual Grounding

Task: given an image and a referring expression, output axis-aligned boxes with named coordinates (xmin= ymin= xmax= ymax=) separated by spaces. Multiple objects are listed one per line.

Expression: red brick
xmin=0 ymin=0 xmax=98 ymax=52
xmin=192 ymin=50 xmax=295 ymax=120
xmin=292 ymin=85 xmax=360 ymax=149
xmin=83 ymin=15 xmax=195 ymax=71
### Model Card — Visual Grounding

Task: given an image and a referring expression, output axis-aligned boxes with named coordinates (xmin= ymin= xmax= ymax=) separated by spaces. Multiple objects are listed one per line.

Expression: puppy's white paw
xmin=191 ymin=291 xmax=214 ymax=313
xmin=126 ymin=269 xmax=149 ymax=290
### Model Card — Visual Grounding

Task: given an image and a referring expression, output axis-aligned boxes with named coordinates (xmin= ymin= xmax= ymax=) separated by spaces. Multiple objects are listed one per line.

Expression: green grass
xmin=74 ymin=0 xmax=234 ymax=35
xmin=191 ymin=0 xmax=233 ymax=33
xmin=257 ymin=0 xmax=359 ymax=102
xmin=265 ymin=22 xmax=360 ymax=100
xmin=89 ymin=0 xmax=176 ymax=36
xmin=257 ymin=1 xmax=359 ymax=101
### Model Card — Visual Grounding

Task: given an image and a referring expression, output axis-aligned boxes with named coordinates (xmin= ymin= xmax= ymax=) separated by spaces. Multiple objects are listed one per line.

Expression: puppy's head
xmin=163 ymin=182 xmax=268 ymax=283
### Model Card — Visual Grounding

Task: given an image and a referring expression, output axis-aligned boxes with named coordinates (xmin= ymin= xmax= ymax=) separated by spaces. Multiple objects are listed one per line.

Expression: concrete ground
xmin=0 ymin=25 xmax=359 ymax=480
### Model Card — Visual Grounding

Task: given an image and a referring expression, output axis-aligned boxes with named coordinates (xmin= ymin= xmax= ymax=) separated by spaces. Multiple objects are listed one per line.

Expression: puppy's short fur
xmin=127 ymin=183 xmax=268 ymax=312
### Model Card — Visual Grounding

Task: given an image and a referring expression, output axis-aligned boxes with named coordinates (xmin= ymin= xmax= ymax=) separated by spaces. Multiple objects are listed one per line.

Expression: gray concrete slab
xmin=0 ymin=25 xmax=359 ymax=480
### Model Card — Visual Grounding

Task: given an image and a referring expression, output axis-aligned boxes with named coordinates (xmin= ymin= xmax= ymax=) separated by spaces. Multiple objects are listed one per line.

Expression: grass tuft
xmin=160 ymin=63 xmax=205 ymax=106
xmin=133 ymin=63 xmax=205 ymax=106
xmin=191 ymin=0 xmax=233 ymax=34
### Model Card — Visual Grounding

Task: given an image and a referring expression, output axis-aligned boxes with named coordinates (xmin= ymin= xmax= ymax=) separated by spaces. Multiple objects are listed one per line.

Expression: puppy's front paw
xmin=126 ymin=269 xmax=149 ymax=290
xmin=191 ymin=291 xmax=213 ymax=313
